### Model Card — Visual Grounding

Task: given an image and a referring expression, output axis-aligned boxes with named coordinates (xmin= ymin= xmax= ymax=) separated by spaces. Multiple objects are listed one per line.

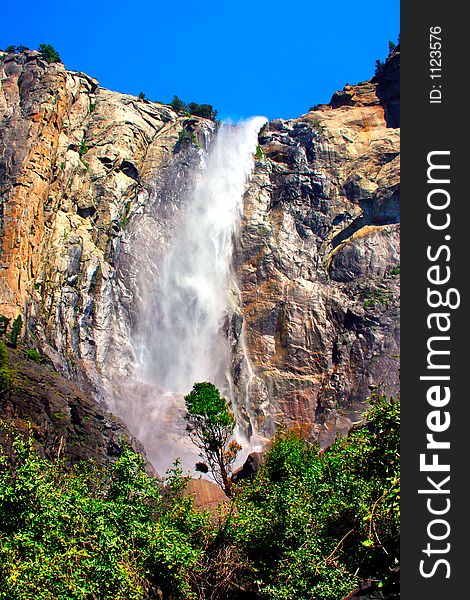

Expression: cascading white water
xmin=138 ymin=116 xmax=266 ymax=392
xmin=109 ymin=116 xmax=267 ymax=473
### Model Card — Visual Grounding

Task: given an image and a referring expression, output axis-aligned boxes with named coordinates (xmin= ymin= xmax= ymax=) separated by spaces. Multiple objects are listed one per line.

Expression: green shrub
xmin=234 ymin=391 xmax=400 ymax=599
xmin=188 ymin=103 xmax=217 ymax=121
xmin=0 ymin=316 xmax=10 ymax=337
xmin=26 ymin=348 xmax=41 ymax=363
xmin=171 ymin=95 xmax=188 ymax=114
xmin=79 ymin=139 xmax=88 ymax=157
xmin=0 ymin=341 xmax=15 ymax=391
xmin=38 ymin=43 xmax=61 ymax=64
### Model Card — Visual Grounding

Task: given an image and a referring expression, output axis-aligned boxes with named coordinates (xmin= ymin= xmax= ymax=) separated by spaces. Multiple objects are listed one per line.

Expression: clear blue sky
xmin=1 ymin=0 xmax=399 ymax=121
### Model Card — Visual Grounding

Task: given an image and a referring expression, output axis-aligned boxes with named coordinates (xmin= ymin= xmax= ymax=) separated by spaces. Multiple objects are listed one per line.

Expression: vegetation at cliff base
xmin=0 ymin=391 xmax=399 ymax=599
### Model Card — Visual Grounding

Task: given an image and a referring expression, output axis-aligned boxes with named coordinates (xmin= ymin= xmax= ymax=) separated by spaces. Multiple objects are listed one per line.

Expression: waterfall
xmin=106 ymin=116 xmax=267 ymax=474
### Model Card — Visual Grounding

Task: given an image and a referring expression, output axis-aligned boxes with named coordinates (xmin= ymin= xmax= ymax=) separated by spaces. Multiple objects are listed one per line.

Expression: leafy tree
xmin=188 ymin=102 xmax=218 ymax=121
xmin=38 ymin=43 xmax=61 ymax=64
xmin=171 ymin=95 xmax=188 ymax=114
xmin=375 ymin=58 xmax=385 ymax=76
xmin=138 ymin=91 xmax=146 ymax=100
xmin=5 ymin=45 xmax=16 ymax=53
xmin=388 ymin=40 xmax=397 ymax=53
xmin=184 ymin=382 xmax=241 ymax=496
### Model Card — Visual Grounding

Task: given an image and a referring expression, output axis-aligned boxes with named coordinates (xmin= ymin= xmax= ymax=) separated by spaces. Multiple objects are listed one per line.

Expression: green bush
xmin=0 ymin=316 xmax=10 ymax=337
xmin=38 ymin=43 xmax=61 ymax=64
xmin=254 ymin=145 xmax=264 ymax=160
xmin=188 ymin=103 xmax=217 ymax=121
xmin=234 ymin=391 xmax=400 ymax=599
xmin=0 ymin=342 xmax=15 ymax=391
xmin=26 ymin=348 xmax=41 ymax=363
xmin=79 ymin=139 xmax=88 ymax=157
xmin=0 ymin=434 xmax=213 ymax=600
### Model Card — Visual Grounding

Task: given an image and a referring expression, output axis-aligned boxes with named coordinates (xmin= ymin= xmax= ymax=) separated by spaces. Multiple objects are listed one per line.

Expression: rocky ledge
xmin=0 ymin=343 xmax=145 ymax=465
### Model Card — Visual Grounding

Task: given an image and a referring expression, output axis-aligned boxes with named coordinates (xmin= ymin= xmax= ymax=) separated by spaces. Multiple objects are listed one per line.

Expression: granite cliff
xmin=0 ymin=47 xmax=399 ymax=458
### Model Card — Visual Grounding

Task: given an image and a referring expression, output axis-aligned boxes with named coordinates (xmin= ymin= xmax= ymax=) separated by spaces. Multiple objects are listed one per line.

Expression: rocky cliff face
xmin=235 ymin=50 xmax=400 ymax=444
xmin=0 ymin=49 xmax=210 ymax=388
xmin=0 ymin=48 xmax=399 ymax=452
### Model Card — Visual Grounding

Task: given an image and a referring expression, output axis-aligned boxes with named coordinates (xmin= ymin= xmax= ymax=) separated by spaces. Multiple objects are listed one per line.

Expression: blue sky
xmin=1 ymin=1 xmax=399 ymax=121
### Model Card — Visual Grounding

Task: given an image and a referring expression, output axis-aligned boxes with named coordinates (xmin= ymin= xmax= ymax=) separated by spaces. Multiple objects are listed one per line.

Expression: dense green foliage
xmin=188 ymin=103 xmax=217 ymax=121
xmin=184 ymin=382 xmax=240 ymax=496
xmin=38 ymin=43 xmax=61 ymax=64
xmin=235 ymin=392 xmax=400 ymax=599
xmin=0 ymin=432 xmax=213 ymax=600
xmin=0 ymin=391 xmax=399 ymax=599
xmin=170 ymin=95 xmax=217 ymax=121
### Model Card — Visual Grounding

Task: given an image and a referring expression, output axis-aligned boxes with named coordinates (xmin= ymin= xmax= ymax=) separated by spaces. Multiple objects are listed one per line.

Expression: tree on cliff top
xmin=184 ymin=382 xmax=241 ymax=497
xmin=171 ymin=94 xmax=188 ymax=114
xmin=38 ymin=43 xmax=61 ymax=64
xmin=188 ymin=102 xmax=218 ymax=121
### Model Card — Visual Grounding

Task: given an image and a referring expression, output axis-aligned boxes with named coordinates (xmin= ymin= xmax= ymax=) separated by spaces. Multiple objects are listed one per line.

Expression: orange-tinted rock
xmin=184 ymin=478 xmax=230 ymax=515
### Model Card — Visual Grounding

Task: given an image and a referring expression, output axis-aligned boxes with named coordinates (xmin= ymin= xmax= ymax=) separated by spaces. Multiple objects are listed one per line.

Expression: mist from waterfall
xmin=107 ymin=116 xmax=267 ymax=474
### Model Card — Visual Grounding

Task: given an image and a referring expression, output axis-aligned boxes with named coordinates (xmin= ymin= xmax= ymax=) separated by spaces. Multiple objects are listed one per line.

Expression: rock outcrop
xmin=0 ymin=47 xmax=400 ymax=453
xmin=0 ymin=343 xmax=145 ymax=465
